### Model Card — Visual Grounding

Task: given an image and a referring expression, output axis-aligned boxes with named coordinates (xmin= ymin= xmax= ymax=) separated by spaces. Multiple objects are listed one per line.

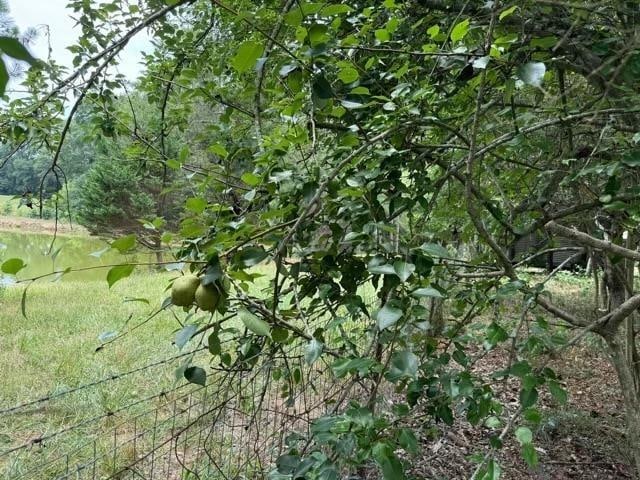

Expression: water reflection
xmin=0 ymin=230 xmax=153 ymax=281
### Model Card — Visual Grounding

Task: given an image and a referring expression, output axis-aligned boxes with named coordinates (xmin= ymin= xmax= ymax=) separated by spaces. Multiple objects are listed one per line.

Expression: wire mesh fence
xmin=0 ymin=323 xmax=356 ymax=480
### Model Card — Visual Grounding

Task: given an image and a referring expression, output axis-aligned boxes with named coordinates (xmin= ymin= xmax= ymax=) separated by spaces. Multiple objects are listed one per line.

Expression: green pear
xmin=171 ymin=275 xmax=200 ymax=307
xmin=195 ymin=283 xmax=220 ymax=312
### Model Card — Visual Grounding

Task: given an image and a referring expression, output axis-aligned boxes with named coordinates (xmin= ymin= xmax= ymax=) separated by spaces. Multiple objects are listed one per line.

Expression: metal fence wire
xmin=0 ymin=326 xmax=353 ymax=480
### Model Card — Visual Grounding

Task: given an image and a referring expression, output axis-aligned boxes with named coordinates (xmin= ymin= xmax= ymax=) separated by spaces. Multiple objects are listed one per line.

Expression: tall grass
xmin=0 ymin=195 xmax=22 ymax=217
xmin=0 ymin=272 xmax=205 ymax=475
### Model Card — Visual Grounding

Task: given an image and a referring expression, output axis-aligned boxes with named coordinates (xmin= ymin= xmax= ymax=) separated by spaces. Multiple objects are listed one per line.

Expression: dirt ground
xmin=407 ymin=344 xmax=631 ymax=479
xmin=0 ymin=215 xmax=87 ymax=235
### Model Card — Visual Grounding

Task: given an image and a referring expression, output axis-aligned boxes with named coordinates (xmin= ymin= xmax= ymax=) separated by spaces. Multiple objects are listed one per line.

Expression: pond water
xmin=0 ymin=229 xmax=153 ymax=282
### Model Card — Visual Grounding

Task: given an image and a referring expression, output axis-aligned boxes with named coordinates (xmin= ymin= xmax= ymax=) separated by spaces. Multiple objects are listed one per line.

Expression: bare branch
xmin=546 ymin=221 xmax=640 ymax=261
xmin=604 ymin=294 xmax=640 ymax=330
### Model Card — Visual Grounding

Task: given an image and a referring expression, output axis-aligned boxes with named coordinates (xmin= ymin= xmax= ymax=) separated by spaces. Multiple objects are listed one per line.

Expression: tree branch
xmin=546 ymin=221 xmax=640 ymax=261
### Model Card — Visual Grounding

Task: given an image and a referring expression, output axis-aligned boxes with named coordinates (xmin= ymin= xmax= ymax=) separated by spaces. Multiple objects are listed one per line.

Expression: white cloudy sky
xmin=7 ymin=0 xmax=150 ymax=86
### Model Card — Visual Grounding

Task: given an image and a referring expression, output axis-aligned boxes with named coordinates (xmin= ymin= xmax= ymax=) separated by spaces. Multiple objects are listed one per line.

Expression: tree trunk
xmin=154 ymin=235 xmax=163 ymax=264
xmin=543 ymin=221 xmax=640 ymax=474
xmin=604 ymin=328 xmax=640 ymax=477
xmin=429 ymin=297 xmax=445 ymax=336
xmin=601 ymin=247 xmax=640 ymax=477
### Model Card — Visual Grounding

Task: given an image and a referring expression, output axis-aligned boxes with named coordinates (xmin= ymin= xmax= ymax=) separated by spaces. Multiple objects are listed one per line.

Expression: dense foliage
xmin=2 ymin=1 xmax=640 ymax=478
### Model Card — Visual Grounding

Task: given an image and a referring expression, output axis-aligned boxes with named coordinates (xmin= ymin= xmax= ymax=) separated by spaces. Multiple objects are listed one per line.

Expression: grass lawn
xmin=0 ymin=195 xmax=23 ymax=217
xmin=0 ymin=271 xmax=216 ymax=477
xmin=0 ymin=272 xmax=180 ymax=405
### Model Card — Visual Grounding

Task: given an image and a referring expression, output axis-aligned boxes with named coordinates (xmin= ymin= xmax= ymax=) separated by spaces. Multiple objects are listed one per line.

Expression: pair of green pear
xmin=171 ymin=274 xmax=221 ymax=311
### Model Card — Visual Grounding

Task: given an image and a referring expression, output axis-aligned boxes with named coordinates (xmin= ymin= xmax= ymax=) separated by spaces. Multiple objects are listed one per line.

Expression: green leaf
xmin=312 ymin=74 xmax=333 ymax=99
xmin=375 ymin=29 xmax=390 ymax=42
xmin=272 ymin=327 xmax=289 ymax=343
xmin=520 ymin=387 xmax=538 ymax=408
xmin=208 ymin=331 xmax=221 ymax=355
xmin=338 ymin=66 xmax=359 ymax=83
xmin=241 ymin=172 xmax=261 ymax=186
xmin=509 ymin=360 xmax=531 ymax=378
xmin=427 ymin=25 xmax=440 ymax=39
xmin=276 ymin=454 xmax=300 ymax=474
xmin=308 ymin=24 xmax=328 ymax=47
xmin=185 ymin=197 xmax=207 ymax=214
xmin=547 ymin=380 xmax=568 ymax=404
xmin=419 ymin=243 xmax=451 ymax=259
xmin=1 ymin=258 xmax=26 ymax=275
xmin=331 ymin=357 xmax=375 ymax=378
xmin=376 ymin=303 xmax=403 ymax=330
xmin=373 ymin=442 xmax=407 ymax=480
xmin=496 ymin=280 xmax=523 ymax=299
xmin=622 ymin=150 xmax=640 ymax=167
xmin=386 ymin=350 xmax=419 ymax=382
xmin=21 ymin=284 xmax=29 ymax=319
xmin=450 ymin=19 xmax=470 ymax=42
xmin=239 ymin=308 xmax=271 ymax=336
xmin=202 ymin=257 xmax=223 ymax=285
xmin=184 ymin=366 xmax=206 ymax=386
xmin=0 ymin=36 xmax=37 ymax=64
xmin=293 ymin=367 xmax=302 ymax=384
xmin=232 ymin=40 xmax=264 ymax=73
xmin=485 ymin=416 xmax=502 ymax=428
xmin=175 ymin=324 xmax=198 ymax=350
xmin=477 ymin=459 xmax=501 ymax=480
xmin=208 ymin=143 xmax=228 ymax=158
xmin=317 ymin=464 xmax=339 ymax=480
xmin=517 ymin=62 xmax=546 ymax=87
xmin=234 ymin=246 xmax=268 ymax=267
xmin=0 ymin=59 xmax=7 ymax=97
xmin=522 ymin=443 xmax=539 ymax=467
xmin=111 ymin=234 xmax=136 ymax=253
xmin=499 ymin=5 xmax=518 ymax=21
xmin=368 ymin=263 xmax=396 ymax=275
xmin=393 ymin=261 xmax=415 ymax=282
xmin=530 ymin=36 xmax=557 ymax=49
xmin=284 ymin=9 xmax=303 ymax=26
xmin=515 ymin=426 xmax=532 ymax=445
xmin=523 ymin=407 xmax=542 ymax=424
xmin=485 ymin=322 xmax=508 ymax=347
xmin=106 ymin=264 xmax=135 ymax=288
xmin=319 ymin=4 xmax=352 ymax=16
xmin=397 ymin=428 xmax=418 ymax=454
xmin=305 ymin=338 xmax=323 ymax=365
xmin=411 ymin=287 xmax=443 ymax=298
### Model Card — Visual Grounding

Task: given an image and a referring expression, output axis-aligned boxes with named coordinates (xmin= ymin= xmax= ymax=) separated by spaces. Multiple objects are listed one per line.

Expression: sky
xmin=6 ymin=0 xmax=151 ymax=88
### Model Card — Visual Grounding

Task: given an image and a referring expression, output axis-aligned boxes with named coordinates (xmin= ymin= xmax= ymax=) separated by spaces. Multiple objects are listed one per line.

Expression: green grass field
xmin=0 ymin=224 xmax=278 ymax=479
xmin=0 ymin=195 xmax=25 ymax=217
xmin=0 ymin=269 xmax=221 ymax=477
xmin=0 ymin=273 xmax=178 ymax=404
